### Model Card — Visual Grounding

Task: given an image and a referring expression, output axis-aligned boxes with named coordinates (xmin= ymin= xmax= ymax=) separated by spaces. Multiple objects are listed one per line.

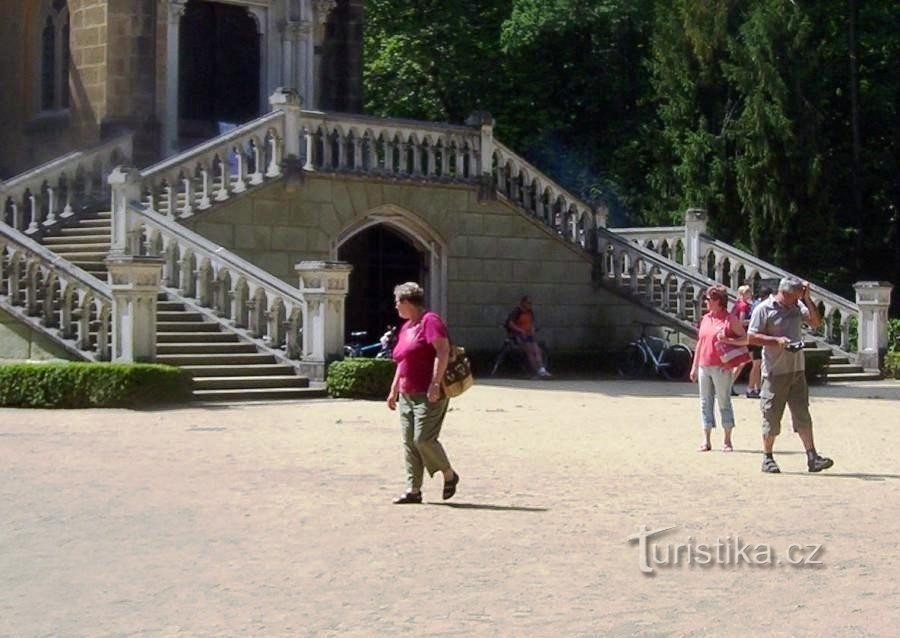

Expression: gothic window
xmin=39 ymin=0 xmax=70 ymax=112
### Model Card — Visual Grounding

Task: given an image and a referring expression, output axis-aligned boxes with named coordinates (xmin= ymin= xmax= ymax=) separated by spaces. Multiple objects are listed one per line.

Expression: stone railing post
xmin=684 ymin=208 xmax=707 ymax=271
xmin=270 ymin=87 xmax=304 ymax=186
xmin=106 ymin=255 xmax=163 ymax=363
xmin=295 ymin=260 xmax=353 ymax=378
xmin=108 ymin=166 xmax=144 ymax=256
xmin=466 ymin=111 xmax=495 ymax=201
xmin=853 ymin=281 xmax=894 ymax=371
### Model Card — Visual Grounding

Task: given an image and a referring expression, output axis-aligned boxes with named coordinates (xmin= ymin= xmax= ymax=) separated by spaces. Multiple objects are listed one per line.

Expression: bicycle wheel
xmin=659 ymin=344 xmax=692 ymax=381
xmin=618 ymin=344 xmax=647 ymax=378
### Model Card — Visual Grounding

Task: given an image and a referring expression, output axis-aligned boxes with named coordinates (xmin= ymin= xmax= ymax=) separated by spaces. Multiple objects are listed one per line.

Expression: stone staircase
xmin=35 ymin=210 xmax=324 ymax=401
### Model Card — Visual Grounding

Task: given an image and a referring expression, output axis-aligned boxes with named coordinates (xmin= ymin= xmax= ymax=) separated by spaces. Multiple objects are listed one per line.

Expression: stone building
xmin=0 ymin=0 xmax=363 ymax=176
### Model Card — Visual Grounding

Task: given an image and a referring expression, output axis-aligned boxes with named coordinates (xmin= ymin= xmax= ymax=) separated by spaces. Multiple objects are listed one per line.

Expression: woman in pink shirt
xmin=387 ymin=282 xmax=460 ymax=504
xmin=689 ymin=285 xmax=747 ymax=452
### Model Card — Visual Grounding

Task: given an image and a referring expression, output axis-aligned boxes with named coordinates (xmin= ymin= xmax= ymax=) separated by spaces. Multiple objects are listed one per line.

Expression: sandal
xmin=761 ymin=457 xmax=781 ymax=474
xmin=698 ymin=443 xmax=712 ymax=452
xmin=442 ymin=472 xmax=460 ymax=500
xmin=393 ymin=491 xmax=422 ymax=504
xmin=723 ymin=444 xmax=734 ymax=452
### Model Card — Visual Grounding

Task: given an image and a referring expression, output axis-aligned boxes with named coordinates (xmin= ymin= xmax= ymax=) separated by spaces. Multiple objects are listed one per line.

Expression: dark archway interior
xmin=179 ymin=0 xmax=261 ymax=146
xmin=339 ymin=225 xmax=425 ymax=343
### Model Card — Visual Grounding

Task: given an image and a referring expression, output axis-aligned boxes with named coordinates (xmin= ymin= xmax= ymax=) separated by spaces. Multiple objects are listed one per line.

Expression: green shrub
xmin=883 ymin=352 xmax=900 ymax=380
xmin=327 ymin=358 xmax=396 ymax=399
xmin=887 ymin=318 xmax=900 ymax=354
xmin=0 ymin=362 xmax=193 ymax=408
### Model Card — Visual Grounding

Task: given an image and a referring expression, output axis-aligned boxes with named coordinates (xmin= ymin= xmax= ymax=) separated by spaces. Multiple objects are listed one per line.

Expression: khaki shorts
xmin=760 ymin=371 xmax=812 ymax=436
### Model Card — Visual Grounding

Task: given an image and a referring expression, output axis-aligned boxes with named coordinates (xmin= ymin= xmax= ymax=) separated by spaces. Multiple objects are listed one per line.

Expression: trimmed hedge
xmin=327 ymin=358 xmax=396 ymax=399
xmin=0 ymin=362 xmax=193 ymax=408
xmin=884 ymin=352 xmax=900 ymax=380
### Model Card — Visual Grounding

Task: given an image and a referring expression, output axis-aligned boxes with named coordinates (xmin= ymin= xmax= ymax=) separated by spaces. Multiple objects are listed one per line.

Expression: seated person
xmin=505 ymin=296 xmax=551 ymax=378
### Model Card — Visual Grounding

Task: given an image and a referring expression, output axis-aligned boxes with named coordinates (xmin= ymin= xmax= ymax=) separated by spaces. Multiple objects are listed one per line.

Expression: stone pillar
xmin=269 ymin=88 xmax=303 ymax=158
xmin=295 ymin=260 xmax=352 ymax=377
xmin=853 ymin=281 xmax=894 ymax=371
xmin=466 ymin=111 xmax=495 ymax=201
xmin=106 ymin=255 xmax=162 ymax=362
xmin=108 ymin=166 xmax=144 ymax=255
xmin=684 ymin=208 xmax=707 ymax=272
xmin=163 ymin=0 xmax=188 ymax=156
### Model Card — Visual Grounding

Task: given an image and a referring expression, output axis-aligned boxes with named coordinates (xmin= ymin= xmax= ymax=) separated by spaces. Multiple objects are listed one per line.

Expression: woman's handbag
xmin=442 ymin=345 xmax=474 ymax=397
xmin=715 ymin=328 xmax=751 ymax=369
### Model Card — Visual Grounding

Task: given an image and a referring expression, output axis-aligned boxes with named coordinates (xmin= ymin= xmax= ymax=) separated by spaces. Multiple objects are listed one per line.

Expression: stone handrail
xmin=296 ymin=109 xmax=483 ymax=180
xmin=492 ymin=141 xmax=607 ymax=239
xmin=611 ymin=223 xmax=859 ymax=348
xmin=0 ymin=134 xmax=133 ymax=235
xmin=128 ymin=203 xmax=307 ymax=359
xmin=0 ymin=222 xmax=112 ymax=360
xmin=595 ymin=226 xmax=715 ymax=326
xmin=139 ymin=111 xmax=285 ymax=218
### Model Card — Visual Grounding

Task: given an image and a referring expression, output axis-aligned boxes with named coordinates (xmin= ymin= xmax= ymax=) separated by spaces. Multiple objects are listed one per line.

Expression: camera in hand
xmin=785 ymin=341 xmax=805 ymax=352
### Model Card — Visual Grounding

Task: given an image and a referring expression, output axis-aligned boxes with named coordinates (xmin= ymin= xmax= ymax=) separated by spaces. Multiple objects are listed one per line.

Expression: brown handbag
xmin=442 ymin=345 xmax=474 ymax=398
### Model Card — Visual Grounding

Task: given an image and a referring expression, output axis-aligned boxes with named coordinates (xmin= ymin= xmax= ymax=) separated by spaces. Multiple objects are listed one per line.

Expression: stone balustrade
xmin=0 ymin=135 xmax=133 ymax=236
xmin=492 ymin=142 xmax=607 ymax=244
xmin=139 ymin=111 xmax=285 ymax=218
xmin=130 ymin=203 xmax=307 ymax=359
xmin=0 ymin=222 xmax=112 ymax=360
xmin=613 ymin=215 xmax=862 ymax=350
xmin=297 ymin=110 xmax=483 ymax=181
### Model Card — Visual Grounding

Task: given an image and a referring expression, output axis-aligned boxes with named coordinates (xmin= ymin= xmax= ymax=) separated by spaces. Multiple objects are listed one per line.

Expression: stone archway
xmin=332 ymin=206 xmax=448 ymax=340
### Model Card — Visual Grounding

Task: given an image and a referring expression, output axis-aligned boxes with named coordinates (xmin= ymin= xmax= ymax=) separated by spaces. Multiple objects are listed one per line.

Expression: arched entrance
xmin=178 ymin=0 xmax=262 ymax=147
xmin=338 ymin=225 xmax=425 ymax=341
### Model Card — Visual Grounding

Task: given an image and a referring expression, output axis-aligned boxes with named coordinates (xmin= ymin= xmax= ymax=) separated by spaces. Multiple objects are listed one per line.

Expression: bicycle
xmin=490 ymin=329 xmax=550 ymax=377
xmin=343 ymin=327 xmax=397 ymax=359
xmin=618 ymin=322 xmax=693 ymax=381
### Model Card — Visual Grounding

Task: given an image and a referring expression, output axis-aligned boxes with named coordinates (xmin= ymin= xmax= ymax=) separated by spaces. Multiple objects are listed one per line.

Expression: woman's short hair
xmin=393 ymin=282 xmax=426 ymax=306
xmin=737 ymin=284 xmax=751 ymax=297
xmin=705 ymin=284 xmax=728 ymax=305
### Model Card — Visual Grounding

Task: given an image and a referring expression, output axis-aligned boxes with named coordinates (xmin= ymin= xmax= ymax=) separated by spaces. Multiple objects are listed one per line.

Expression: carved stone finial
xmin=313 ymin=0 xmax=337 ymax=25
xmin=465 ymin=111 xmax=494 ymax=127
xmin=269 ymin=87 xmax=303 ymax=109
xmin=168 ymin=0 xmax=188 ymax=21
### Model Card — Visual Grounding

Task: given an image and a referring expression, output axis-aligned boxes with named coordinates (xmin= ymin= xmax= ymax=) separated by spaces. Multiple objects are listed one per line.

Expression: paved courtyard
xmin=2 ymin=378 xmax=899 ymax=637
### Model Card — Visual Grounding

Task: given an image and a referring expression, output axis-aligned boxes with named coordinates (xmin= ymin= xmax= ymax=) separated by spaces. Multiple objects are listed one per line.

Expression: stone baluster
xmin=684 ymin=208 xmax=707 ymax=273
xmin=197 ymin=168 xmax=212 ymax=209
xmin=303 ymin=127 xmax=316 ymax=171
xmin=96 ymin=302 xmax=111 ymax=361
xmin=676 ymin=283 xmax=686 ymax=318
xmin=410 ymin=141 xmax=422 ymax=177
xmin=454 ymin=144 xmax=464 ymax=179
xmin=714 ymin=258 xmax=725 ymax=286
xmin=76 ymin=296 xmax=93 ymax=350
xmin=232 ymin=149 xmax=248 ymax=193
xmin=853 ymin=281 xmax=894 ymax=371
xmin=266 ymin=135 xmax=282 ymax=178
xmin=215 ymin=160 xmax=230 ymax=201
xmin=295 ymin=261 xmax=352 ymax=379
xmin=440 ymin=143 xmax=450 ymax=177
xmin=59 ymin=289 xmax=74 ymax=338
xmin=163 ymin=183 xmax=175 ymax=217
xmin=383 ymin=137 xmax=395 ymax=174
xmin=336 ymin=131 xmax=348 ymax=169
xmin=425 ymin=143 xmax=436 ymax=177
xmin=397 ymin=140 xmax=409 ymax=174
xmin=10 ymin=203 xmax=22 ymax=231
xmin=367 ymin=134 xmax=379 ymax=173
xmin=25 ymin=264 xmax=39 ymax=315
xmin=249 ymin=142 xmax=264 ymax=185
xmin=26 ymin=192 xmax=40 ymax=234
xmin=180 ymin=176 xmax=193 ymax=218
xmin=321 ymin=129 xmax=333 ymax=169
xmin=60 ymin=180 xmax=74 ymax=219
xmin=43 ymin=186 xmax=58 ymax=227
xmin=285 ymin=311 xmax=301 ymax=359
xmin=352 ymin=135 xmax=363 ymax=172
xmin=7 ymin=253 xmax=22 ymax=304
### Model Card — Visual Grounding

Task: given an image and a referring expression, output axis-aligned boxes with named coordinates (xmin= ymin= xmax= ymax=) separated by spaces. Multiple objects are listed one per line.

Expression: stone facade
xmin=181 ymin=174 xmax=663 ymax=352
xmin=0 ymin=0 xmax=364 ymax=177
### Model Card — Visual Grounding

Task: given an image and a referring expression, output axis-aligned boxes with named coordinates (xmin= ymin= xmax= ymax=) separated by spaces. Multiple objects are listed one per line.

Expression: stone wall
xmin=0 ymin=308 xmax=71 ymax=361
xmin=181 ymin=175 xmax=665 ymax=352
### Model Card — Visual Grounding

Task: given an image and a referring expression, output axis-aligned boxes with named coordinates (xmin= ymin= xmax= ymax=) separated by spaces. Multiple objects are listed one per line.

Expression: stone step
xmin=41 ymin=237 xmax=111 ymax=249
xmin=157 ymin=311 xmax=205 ymax=322
xmin=824 ymin=371 xmax=883 ymax=382
xmin=49 ymin=250 xmax=109 ymax=260
xmin=826 ymin=363 xmax=865 ymax=374
xmin=829 ymin=356 xmax=851 ymax=365
xmin=57 ymin=226 xmax=111 ymax=237
xmin=156 ymin=352 xmax=276 ymax=366
xmin=180 ymin=363 xmax=297 ymax=377
xmin=157 ymin=331 xmax=239 ymax=343
xmin=157 ymin=342 xmax=259 ymax=354
xmin=75 ymin=219 xmax=112 ymax=228
xmin=192 ymin=375 xmax=309 ymax=390
xmin=192 ymin=387 xmax=329 ymax=401
xmin=157 ymin=301 xmax=187 ymax=311
xmin=156 ymin=320 xmax=223 ymax=332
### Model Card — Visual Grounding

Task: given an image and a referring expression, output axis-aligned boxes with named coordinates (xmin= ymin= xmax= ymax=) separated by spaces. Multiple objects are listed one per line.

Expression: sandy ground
xmin=1 ymin=378 xmax=899 ymax=638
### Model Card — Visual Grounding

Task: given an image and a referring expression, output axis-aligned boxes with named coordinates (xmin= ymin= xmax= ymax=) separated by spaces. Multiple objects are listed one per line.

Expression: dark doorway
xmin=179 ymin=1 xmax=261 ymax=147
xmin=339 ymin=225 xmax=425 ymax=342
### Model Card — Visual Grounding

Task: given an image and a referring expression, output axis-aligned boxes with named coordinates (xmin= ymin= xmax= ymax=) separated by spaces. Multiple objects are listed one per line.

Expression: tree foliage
xmin=364 ymin=0 xmax=900 ymax=303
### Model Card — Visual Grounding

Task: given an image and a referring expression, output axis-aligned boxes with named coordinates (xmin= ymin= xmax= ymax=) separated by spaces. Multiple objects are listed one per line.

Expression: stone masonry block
xmin=512 ymin=260 xmax=543 ymax=282
xmin=456 ymin=258 xmax=485 ymax=281
xmin=253 ymin=199 xmax=290 ymax=226
xmin=467 ymin=236 xmax=498 ymax=260
xmin=270 ymin=226 xmax=308 ymax=251
xmin=482 ymin=213 xmax=512 ymax=237
xmin=304 ymin=177 xmax=334 ymax=203
xmin=330 ymin=181 xmax=355 ymax=226
xmin=194 ymin=222 xmax=234 ymax=248
xmin=458 ymin=213 xmax=484 ymax=236
xmin=348 ymin=182 xmax=369 ymax=218
xmin=235 ymin=225 xmax=271 ymax=251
